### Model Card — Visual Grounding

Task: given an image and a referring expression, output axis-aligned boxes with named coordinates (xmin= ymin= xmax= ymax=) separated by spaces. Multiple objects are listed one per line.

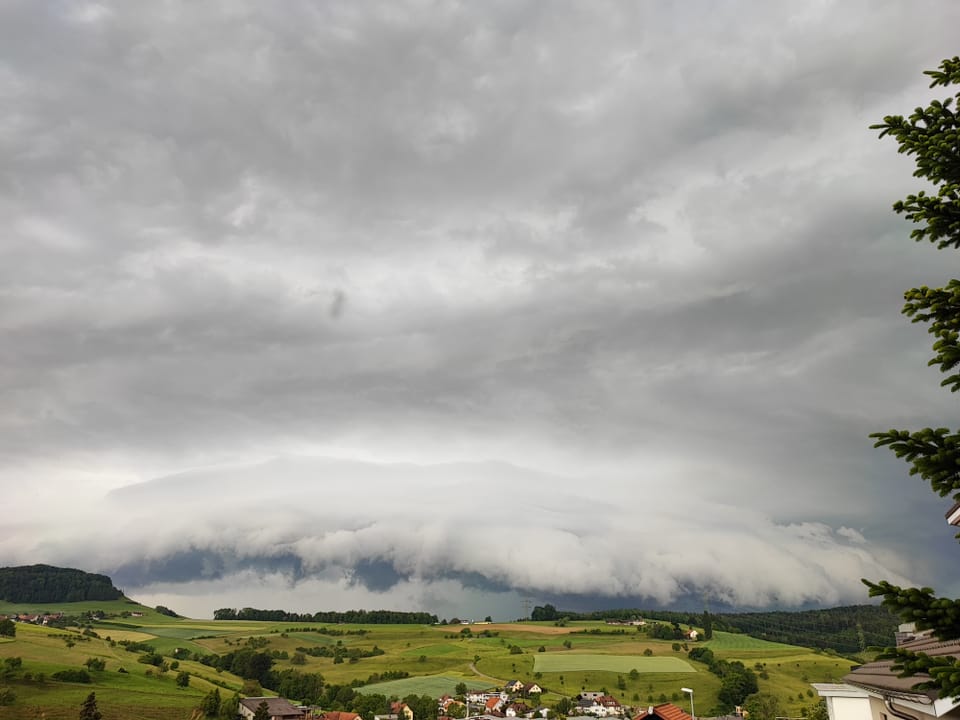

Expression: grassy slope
xmin=0 ymin=611 xmax=854 ymax=719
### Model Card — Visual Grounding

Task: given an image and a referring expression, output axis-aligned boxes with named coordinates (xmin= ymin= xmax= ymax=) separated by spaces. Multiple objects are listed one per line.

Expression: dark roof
xmin=240 ymin=697 xmax=304 ymax=718
xmin=842 ymin=634 xmax=960 ymax=701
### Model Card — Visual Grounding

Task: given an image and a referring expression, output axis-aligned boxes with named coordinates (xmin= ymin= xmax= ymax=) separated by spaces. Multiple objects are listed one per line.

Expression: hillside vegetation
xmin=0 ymin=566 xmax=122 ymax=604
xmin=0 ymin=598 xmax=858 ymax=720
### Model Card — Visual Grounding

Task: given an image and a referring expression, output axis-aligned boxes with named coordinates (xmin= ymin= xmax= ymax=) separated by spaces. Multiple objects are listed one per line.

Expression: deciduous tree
xmin=865 ymin=56 xmax=960 ymax=699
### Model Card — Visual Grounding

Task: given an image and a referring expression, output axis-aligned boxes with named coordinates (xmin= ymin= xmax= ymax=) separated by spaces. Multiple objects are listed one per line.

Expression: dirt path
xmin=468 ymin=662 xmax=502 ymax=684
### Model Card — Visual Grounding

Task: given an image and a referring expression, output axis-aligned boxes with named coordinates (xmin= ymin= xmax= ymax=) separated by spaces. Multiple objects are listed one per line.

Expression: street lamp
xmin=681 ymin=688 xmax=695 ymax=720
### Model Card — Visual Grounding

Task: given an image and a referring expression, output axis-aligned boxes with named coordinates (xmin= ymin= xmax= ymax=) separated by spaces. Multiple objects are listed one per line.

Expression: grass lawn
xmin=534 ymin=654 xmax=695 ymax=673
xmin=356 ymin=674 xmax=471 ymax=697
xmin=704 ymin=631 xmax=801 ymax=652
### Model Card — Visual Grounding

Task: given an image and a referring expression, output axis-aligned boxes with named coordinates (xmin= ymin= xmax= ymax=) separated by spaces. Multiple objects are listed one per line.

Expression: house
xmin=814 ymin=502 xmax=960 ymax=720
xmin=439 ymin=696 xmax=462 ymax=713
xmin=505 ymin=680 xmax=525 ymax=693
xmin=317 ymin=712 xmax=361 ymax=720
xmin=486 ymin=697 xmax=505 ymax=715
xmin=239 ymin=697 xmax=304 ymax=720
xmin=634 ymin=704 xmax=693 ymax=720
xmin=391 ymin=702 xmax=414 ymax=720
xmin=522 ymin=683 xmax=543 ymax=696
xmin=814 ymin=632 xmax=960 ymax=720
xmin=505 ymin=703 xmax=532 ymax=717
xmin=685 ymin=630 xmax=699 ymax=641
xmin=580 ymin=693 xmax=605 ymax=701
xmin=468 ymin=690 xmax=507 ymax=704
xmin=575 ymin=699 xmax=606 ymax=717
xmin=598 ymin=696 xmax=623 ymax=716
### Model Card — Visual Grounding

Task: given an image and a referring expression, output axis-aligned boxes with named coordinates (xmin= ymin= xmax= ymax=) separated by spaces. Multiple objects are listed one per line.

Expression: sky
xmin=2 ymin=1 xmax=960 ymax=622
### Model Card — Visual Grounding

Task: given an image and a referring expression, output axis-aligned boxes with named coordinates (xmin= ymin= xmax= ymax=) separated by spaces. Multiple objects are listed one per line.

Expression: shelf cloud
xmin=2 ymin=1 xmax=959 ymax=618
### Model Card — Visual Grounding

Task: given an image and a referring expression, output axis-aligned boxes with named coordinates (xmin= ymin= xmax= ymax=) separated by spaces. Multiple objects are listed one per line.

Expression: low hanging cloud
xmin=0 ymin=457 xmax=914 ymax=617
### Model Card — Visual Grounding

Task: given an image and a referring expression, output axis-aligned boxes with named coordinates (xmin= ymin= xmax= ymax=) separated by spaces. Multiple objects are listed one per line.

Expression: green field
xmin=534 ymin=654 xmax=695 ymax=673
xmin=356 ymin=674 xmax=469 ymax=697
xmin=0 ymin=604 xmax=854 ymax=720
xmin=705 ymin=631 xmax=803 ymax=652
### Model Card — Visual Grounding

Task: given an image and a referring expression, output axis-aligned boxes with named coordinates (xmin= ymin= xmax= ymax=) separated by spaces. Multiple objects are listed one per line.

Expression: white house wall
xmin=825 ymin=695 xmax=874 ymax=720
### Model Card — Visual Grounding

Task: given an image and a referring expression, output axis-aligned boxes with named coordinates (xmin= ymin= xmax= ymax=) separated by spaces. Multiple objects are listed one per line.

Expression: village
xmin=237 ymin=687 xmax=694 ymax=720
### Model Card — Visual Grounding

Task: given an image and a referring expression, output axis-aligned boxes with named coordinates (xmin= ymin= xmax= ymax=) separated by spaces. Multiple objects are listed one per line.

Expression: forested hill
xmin=716 ymin=605 xmax=899 ymax=653
xmin=0 ymin=564 xmax=123 ymax=603
xmin=536 ymin=604 xmax=899 ymax=654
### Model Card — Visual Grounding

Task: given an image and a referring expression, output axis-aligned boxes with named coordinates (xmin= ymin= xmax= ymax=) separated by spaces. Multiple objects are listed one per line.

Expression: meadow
xmin=0 ymin=601 xmax=855 ymax=720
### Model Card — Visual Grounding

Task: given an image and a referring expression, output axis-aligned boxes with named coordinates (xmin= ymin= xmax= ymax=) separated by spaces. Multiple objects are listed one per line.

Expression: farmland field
xmin=705 ymin=631 xmax=801 ymax=652
xmin=0 ymin=600 xmax=857 ymax=720
xmin=534 ymin=654 xmax=695 ymax=673
xmin=356 ymin=674 xmax=470 ymax=697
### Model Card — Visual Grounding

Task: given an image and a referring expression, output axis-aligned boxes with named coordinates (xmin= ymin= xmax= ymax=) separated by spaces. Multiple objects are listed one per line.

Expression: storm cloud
xmin=1 ymin=1 xmax=959 ymax=619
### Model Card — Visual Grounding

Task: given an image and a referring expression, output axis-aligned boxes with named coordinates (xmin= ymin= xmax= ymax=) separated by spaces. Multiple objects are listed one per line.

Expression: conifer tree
xmin=79 ymin=692 xmax=102 ymax=720
xmin=865 ymin=56 xmax=960 ymax=698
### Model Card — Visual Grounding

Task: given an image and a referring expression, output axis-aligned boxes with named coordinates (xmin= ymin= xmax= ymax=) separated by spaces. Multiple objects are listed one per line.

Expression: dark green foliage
xmin=403 ymin=694 xmax=439 ymax=720
xmin=84 ymin=657 xmax=105 ymax=671
xmin=137 ymin=652 xmax=164 ymax=667
xmin=531 ymin=604 xmax=559 ymax=621
xmin=716 ymin=605 xmax=897 ymax=653
xmin=219 ymin=693 xmax=240 ymax=720
xmin=0 ymin=619 xmax=14 ymax=637
xmin=648 ymin=623 xmax=684 ymax=640
xmin=865 ymin=57 xmax=960 ymax=700
xmin=742 ymin=693 xmax=781 ymax=720
xmin=52 ymin=668 xmax=92 ymax=683
xmin=176 ymin=670 xmax=190 ymax=687
xmin=870 ymin=57 xmax=960 ymax=251
xmin=155 ymin=605 xmax=181 ymax=618
xmin=79 ymin=691 xmax=102 ymax=720
xmin=0 ymin=688 xmax=14 ymax=706
xmin=273 ymin=669 xmax=324 ymax=703
xmin=199 ymin=688 xmax=221 ymax=717
xmin=687 ymin=648 xmax=757 ymax=711
xmin=253 ymin=700 xmax=271 ymax=720
xmin=0 ymin=565 xmax=121 ymax=603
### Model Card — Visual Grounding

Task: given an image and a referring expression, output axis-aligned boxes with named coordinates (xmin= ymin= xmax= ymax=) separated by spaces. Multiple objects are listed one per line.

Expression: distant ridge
xmin=0 ymin=564 xmax=123 ymax=603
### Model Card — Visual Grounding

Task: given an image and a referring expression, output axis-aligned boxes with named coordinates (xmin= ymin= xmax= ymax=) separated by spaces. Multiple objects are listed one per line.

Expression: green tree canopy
xmin=866 ymin=56 xmax=960 ymax=698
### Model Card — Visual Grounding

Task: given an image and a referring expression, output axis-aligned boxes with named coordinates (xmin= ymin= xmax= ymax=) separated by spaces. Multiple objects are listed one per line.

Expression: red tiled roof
xmin=636 ymin=703 xmax=692 ymax=720
xmin=320 ymin=712 xmax=361 ymax=720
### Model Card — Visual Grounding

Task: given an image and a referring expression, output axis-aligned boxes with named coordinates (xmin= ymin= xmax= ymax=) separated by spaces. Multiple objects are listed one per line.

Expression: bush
xmin=52 ymin=669 xmax=92 ymax=683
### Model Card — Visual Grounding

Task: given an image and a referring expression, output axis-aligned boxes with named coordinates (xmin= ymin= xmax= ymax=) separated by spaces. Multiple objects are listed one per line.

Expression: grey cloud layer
xmin=2 ymin=1 xmax=960 ymax=613
xmin=0 ymin=458 xmax=917 ymax=609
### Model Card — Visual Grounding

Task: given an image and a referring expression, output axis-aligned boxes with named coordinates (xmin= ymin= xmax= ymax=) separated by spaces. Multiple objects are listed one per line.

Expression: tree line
xmin=0 ymin=565 xmax=122 ymax=603
xmin=530 ymin=604 xmax=896 ymax=654
xmin=213 ymin=607 xmax=438 ymax=624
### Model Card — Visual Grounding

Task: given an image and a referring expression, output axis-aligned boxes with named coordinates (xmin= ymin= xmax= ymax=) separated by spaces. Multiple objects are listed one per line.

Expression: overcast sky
xmin=2 ymin=1 xmax=960 ymax=621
